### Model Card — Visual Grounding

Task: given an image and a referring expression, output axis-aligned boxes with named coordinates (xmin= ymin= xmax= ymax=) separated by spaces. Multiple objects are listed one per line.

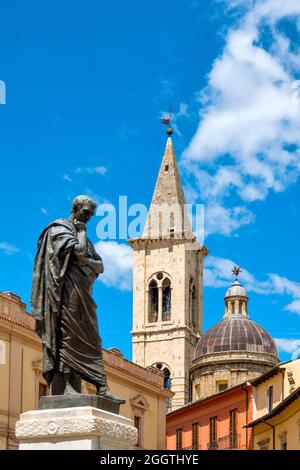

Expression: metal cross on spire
xmin=161 ymin=106 xmax=173 ymax=136
xmin=232 ymin=266 xmax=242 ymax=281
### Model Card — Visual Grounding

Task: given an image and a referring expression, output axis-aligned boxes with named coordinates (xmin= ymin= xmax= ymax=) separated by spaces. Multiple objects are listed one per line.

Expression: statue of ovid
xmin=31 ymin=195 xmax=110 ymax=397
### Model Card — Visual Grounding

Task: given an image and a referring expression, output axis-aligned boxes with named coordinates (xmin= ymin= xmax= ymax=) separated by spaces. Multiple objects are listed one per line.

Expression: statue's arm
xmin=73 ymin=222 xmax=87 ymax=257
xmin=85 ymin=257 xmax=104 ymax=275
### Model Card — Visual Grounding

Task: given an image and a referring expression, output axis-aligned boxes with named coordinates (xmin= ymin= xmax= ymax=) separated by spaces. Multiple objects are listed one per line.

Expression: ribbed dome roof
xmin=225 ymin=280 xmax=247 ymax=299
xmin=194 ymin=317 xmax=278 ymax=359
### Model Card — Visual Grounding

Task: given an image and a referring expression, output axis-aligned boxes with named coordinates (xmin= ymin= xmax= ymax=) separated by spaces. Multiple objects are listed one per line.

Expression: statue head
xmin=71 ymin=195 xmax=97 ymax=224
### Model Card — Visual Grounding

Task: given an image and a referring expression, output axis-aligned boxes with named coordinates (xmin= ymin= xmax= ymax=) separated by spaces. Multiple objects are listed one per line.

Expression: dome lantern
xmin=224 ymin=280 xmax=249 ymax=318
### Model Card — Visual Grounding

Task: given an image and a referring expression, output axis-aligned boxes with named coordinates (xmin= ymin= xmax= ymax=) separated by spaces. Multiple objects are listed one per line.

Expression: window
xmin=39 ymin=382 xmax=47 ymax=399
xmin=209 ymin=417 xmax=217 ymax=449
xmin=217 ymin=380 xmax=228 ymax=392
xmin=148 ymin=280 xmax=158 ymax=322
xmin=192 ymin=423 xmax=199 ymax=450
xmin=176 ymin=428 xmax=183 ymax=450
xmin=189 ymin=280 xmax=196 ymax=330
xmin=134 ymin=416 xmax=141 ymax=447
xmin=267 ymin=385 xmax=273 ymax=413
xmin=231 ymin=301 xmax=235 ymax=314
xmin=258 ymin=438 xmax=270 ymax=450
xmin=229 ymin=409 xmax=237 ymax=449
xmin=189 ymin=378 xmax=193 ymax=403
xmin=279 ymin=431 xmax=287 ymax=450
xmin=162 ymin=278 xmax=171 ymax=321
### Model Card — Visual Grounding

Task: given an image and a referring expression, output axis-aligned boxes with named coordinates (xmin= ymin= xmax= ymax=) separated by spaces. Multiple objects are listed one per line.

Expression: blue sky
xmin=1 ymin=0 xmax=300 ymax=361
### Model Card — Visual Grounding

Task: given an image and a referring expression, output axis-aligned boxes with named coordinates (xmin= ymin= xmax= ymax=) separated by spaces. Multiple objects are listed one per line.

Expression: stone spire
xmin=143 ymin=137 xmax=192 ymax=239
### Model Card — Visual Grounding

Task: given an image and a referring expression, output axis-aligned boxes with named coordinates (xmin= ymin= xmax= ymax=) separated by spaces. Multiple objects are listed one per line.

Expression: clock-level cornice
xmin=128 ymin=236 xmax=209 ymax=256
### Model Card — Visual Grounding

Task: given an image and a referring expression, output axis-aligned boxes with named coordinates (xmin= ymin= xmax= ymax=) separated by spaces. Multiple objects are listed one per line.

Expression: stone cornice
xmin=132 ymin=324 xmax=199 ymax=340
xmin=104 ymin=363 xmax=173 ymax=399
xmin=129 ymin=236 xmax=208 ymax=256
xmin=0 ymin=318 xmax=41 ymax=348
xmin=190 ymin=353 xmax=279 ymax=374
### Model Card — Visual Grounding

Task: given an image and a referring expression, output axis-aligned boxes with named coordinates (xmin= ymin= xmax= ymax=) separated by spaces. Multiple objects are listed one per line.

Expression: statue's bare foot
xmin=64 ymin=383 xmax=80 ymax=395
xmin=97 ymin=385 xmax=108 ymax=397
xmin=97 ymin=385 xmax=123 ymax=401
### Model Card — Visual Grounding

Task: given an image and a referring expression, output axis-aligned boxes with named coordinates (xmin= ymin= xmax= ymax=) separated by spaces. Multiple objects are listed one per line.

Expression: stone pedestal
xmin=15 ymin=406 xmax=138 ymax=450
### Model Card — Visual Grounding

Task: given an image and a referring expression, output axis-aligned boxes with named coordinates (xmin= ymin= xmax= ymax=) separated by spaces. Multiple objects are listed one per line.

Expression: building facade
xmin=246 ymin=358 xmax=300 ymax=450
xmin=166 ymin=382 xmax=253 ymax=450
xmin=0 ymin=292 xmax=46 ymax=450
xmin=129 ymin=136 xmax=207 ymax=410
xmin=0 ymin=291 xmax=172 ymax=450
xmin=191 ymin=279 xmax=279 ymax=399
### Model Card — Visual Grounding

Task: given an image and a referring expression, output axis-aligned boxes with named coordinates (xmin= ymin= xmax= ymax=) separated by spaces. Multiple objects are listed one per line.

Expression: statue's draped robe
xmin=30 ymin=219 xmax=106 ymax=388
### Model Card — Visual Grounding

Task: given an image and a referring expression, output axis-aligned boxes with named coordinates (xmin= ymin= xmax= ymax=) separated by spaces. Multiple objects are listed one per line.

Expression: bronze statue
xmin=30 ymin=195 xmax=109 ymax=396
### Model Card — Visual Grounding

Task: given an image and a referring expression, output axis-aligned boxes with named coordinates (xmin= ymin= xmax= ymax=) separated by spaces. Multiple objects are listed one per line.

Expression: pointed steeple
xmin=143 ymin=136 xmax=192 ymax=239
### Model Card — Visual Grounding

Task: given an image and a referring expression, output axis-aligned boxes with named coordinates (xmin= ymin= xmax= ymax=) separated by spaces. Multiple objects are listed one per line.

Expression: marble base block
xmin=15 ymin=406 xmax=138 ymax=450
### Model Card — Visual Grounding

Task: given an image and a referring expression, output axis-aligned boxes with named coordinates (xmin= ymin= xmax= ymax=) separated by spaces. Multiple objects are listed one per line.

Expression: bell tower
xmin=129 ymin=133 xmax=208 ymax=410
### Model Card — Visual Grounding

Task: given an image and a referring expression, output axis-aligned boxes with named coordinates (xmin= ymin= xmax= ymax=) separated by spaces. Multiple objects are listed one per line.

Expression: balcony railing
xmin=207 ymin=441 xmax=218 ymax=450
xmin=183 ymin=445 xmax=202 ymax=450
xmin=217 ymin=434 xmax=241 ymax=450
xmin=148 ymin=313 xmax=158 ymax=323
xmin=162 ymin=311 xmax=171 ymax=321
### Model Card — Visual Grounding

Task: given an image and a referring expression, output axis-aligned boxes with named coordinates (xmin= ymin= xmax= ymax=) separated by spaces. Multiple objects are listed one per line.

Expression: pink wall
xmin=167 ymin=385 xmax=253 ymax=450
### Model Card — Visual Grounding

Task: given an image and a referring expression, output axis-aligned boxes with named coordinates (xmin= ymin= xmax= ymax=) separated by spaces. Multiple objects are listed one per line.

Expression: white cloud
xmin=205 ymin=255 xmax=300 ymax=313
xmin=76 ymin=166 xmax=107 ymax=176
xmin=284 ymin=300 xmax=300 ymax=315
xmin=204 ymin=203 xmax=254 ymax=237
xmin=182 ymin=0 xmax=300 ymax=237
xmin=0 ymin=242 xmax=19 ymax=255
xmin=63 ymin=174 xmax=73 ymax=182
xmin=274 ymin=338 xmax=300 ymax=359
xmin=95 ymin=241 xmax=132 ymax=291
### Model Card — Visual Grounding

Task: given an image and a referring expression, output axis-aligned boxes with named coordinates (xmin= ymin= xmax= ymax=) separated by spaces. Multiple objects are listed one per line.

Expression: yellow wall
xmin=256 ymin=373 xmax=283 ymax=418
xmin=0 ymin=339 xmax=10 ymax=412
xmin=108 ymin=375 xmax=164 ymax=449
xmin=255 ymin=358 xmax=300 ymax=419
xmin=21 ymin=345 xmax=43 ymax=412
xmin=252 ymin=358 xmax=300 ymax=450
xmin=253 ymin=398 xmax=300 ymax=450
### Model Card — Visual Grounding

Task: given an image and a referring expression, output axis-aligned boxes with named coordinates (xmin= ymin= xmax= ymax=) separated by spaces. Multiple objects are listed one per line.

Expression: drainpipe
xmin=7 ymin=322 xmax=14 ymax=449
xmin=280 ymin=369 xmax=285 ymax=401
xmin=264 ymin=421 xmax=275 ymax=450
xmin=241 ymin=384 xmax=249 ymax=449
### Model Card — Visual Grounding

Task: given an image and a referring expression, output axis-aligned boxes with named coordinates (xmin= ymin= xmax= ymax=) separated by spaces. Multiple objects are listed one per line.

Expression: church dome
xmin=191 ymin=273 xmax=279 ymax=400
xmin=194 ymin=316 xmax=278 ymax=359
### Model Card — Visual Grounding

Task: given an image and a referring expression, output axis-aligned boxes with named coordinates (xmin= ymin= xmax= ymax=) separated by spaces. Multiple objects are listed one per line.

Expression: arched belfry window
xmin=163 ymin=367 xmax=171 ymax=390
xmin=189 ymin=279 xmax=197 ymax=330
xmin=162 ymin=278 xmax=171 ymax=321
xmin=147 ymin=272 xmax=172 ymax=323
xmin=148 ymin=280 xmax=158 ymax=323
xmin=153 ymin=363 xmax=172 ymax=412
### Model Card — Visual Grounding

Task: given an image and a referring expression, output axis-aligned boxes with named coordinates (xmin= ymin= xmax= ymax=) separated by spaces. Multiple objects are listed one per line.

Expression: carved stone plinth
xmin=15 ymin=406 xmax=138 ymax=450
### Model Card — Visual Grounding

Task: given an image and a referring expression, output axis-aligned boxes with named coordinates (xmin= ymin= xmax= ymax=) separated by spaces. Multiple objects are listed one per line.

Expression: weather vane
xmin=232 ymin=266 xmax=242 ymax=280
xmin=161 ymin=106 xmax=173 ymax=136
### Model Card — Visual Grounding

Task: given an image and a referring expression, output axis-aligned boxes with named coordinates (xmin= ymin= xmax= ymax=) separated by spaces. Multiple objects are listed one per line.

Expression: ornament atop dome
xmin=224 ymin=267 xmax=249 ymax=318
xmin=232 ymin=265 xmax=242 ymax=280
